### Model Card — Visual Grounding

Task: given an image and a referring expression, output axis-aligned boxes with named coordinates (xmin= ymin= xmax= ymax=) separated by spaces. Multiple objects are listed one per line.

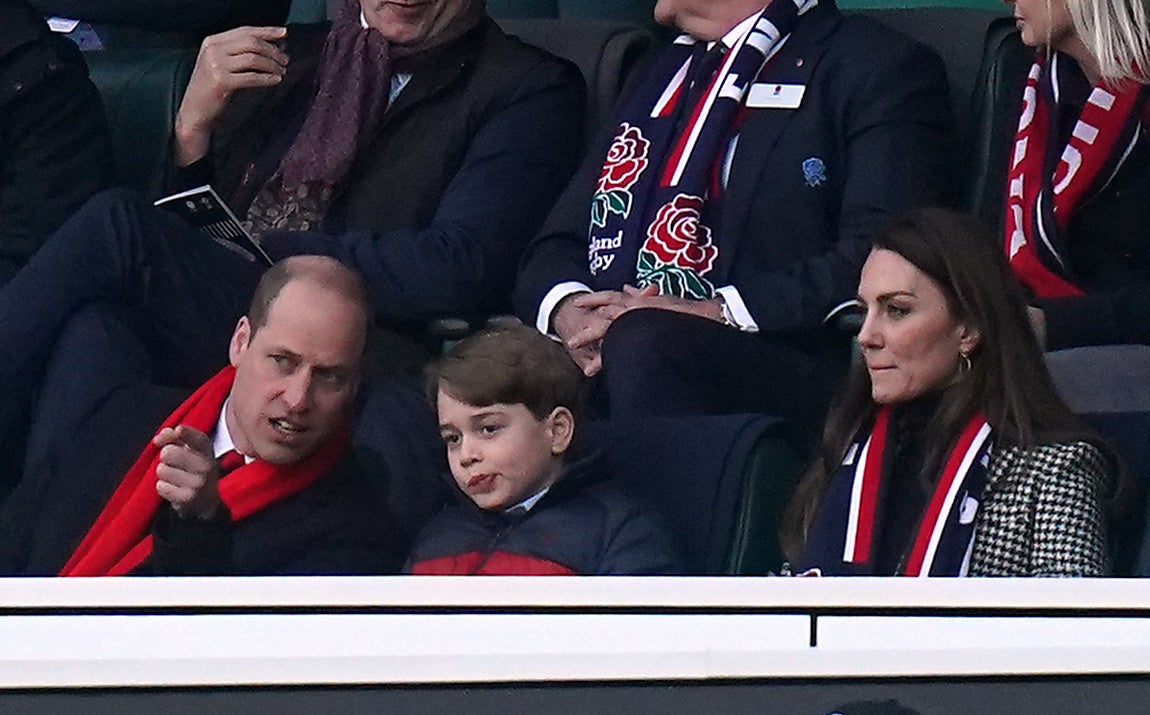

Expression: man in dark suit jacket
xmin=515 ymin=0 xmax=951 ymax=432
xmin=0 ymin=255 xmax=406 ymax=576
xmin=0 ymin=0 xmax=584 ymax=482
xmin=0 ymin=0 xmax=110 ymax=284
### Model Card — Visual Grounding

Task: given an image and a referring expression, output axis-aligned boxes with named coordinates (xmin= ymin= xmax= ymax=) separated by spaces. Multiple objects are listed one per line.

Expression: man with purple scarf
xmin=515 ymin=0 xmax=951 ymax=434
xmin=0 ymin=0 xmax=584 ymax=490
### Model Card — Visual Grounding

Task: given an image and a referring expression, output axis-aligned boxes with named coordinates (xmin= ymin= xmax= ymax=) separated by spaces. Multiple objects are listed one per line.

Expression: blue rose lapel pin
xmin=802 ymin=157 xmax=826 ymax=187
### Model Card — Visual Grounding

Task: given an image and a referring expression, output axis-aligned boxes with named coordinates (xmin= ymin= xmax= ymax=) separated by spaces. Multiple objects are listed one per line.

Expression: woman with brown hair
xmin=782 ymin=208 xmax=1115 ymax=576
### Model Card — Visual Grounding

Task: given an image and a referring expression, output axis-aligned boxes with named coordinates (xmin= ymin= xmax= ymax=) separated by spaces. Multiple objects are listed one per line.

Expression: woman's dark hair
xmin=780 ymin=207 xmax=1107 ymax=559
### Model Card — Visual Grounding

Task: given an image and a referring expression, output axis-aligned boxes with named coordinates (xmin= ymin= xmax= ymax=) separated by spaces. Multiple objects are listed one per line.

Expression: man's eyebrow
xmin=268 ymin=347 xmax=356 ymax=374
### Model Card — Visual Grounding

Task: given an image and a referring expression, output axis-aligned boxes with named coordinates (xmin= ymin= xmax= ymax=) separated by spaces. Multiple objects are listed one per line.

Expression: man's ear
xmin=547 ymin=406 xmax=575 ymax=456
xmin=229 ymin=316 xmax=252 ymax=367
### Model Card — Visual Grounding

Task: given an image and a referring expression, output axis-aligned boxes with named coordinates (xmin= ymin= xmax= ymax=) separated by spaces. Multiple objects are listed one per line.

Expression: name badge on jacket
xmin=747 ymin=83 xmax=806 ymax=110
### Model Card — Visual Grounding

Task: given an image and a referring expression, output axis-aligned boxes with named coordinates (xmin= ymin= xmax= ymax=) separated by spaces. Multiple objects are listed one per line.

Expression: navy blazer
xmin=171 ymin=19 xmax=587 ymax=327
xmin=515 ymin=1 xmax=951 ymax=336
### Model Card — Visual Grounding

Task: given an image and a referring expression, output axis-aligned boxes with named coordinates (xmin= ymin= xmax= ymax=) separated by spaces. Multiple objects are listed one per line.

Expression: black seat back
xmin=964 ymin=17 xmax=1032 ymax=226
xmin=499 ymin=18 xmax=654 ymax=148
xmin=855 ymin=7 xmax=1010 ymax=208
xmin=85 ymin=49 xmax=195 ymax=196
xmin=588 ymin=414 xmax=804 ymax=575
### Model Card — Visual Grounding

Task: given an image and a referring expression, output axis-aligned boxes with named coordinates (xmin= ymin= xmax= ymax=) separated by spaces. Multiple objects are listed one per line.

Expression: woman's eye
xmin=480 ymin=424 xmax=503 ymax=435
xmin=887 ymin=303 xmax=910 ymax=318
xmin=441 ymin=433 xmax=460 ymax=446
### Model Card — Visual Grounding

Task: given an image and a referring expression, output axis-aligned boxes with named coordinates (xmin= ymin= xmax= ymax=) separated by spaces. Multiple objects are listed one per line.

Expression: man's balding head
xmin=224 ymin=256 xmax=371 ymax=465
xmin=246 ymin=255 xmax=372 ymax=339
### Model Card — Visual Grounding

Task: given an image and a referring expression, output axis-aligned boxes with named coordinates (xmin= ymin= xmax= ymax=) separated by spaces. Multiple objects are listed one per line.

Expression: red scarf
xmin=1004 ymin=54 xmax=1146 ymax=299
xmin=60 ymin=366 xmax=346 ymax=577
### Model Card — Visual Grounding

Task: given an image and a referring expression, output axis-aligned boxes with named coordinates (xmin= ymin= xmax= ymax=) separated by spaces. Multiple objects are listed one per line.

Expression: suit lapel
xmin=377 ymin=56 xmax=468 ymax=131
xmin=718 ymin=3 xmax=841 ymax=278
xmin=374 ymin=22 xmax=487 ymax=133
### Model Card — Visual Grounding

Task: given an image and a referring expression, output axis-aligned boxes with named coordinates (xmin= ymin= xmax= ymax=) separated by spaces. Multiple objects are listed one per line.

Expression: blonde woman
xmin=1003 ymin=0 xmax=1150 ymax=353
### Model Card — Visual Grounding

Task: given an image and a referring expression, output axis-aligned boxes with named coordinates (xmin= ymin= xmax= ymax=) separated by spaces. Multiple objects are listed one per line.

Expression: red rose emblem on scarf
xmin=644 ymin=194 xmax=718 ymax=274
xmin=597 ymin=124 xmax=650 ymax=194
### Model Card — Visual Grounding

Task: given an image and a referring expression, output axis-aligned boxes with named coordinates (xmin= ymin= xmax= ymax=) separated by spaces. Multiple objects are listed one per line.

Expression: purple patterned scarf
xmin=246 ymin=0 xmax=485 ymax=235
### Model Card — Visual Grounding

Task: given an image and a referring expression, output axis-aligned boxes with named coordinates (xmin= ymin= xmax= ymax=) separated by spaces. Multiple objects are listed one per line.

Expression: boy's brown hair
xmin=426 ymin=323 xmax=585 ymax=424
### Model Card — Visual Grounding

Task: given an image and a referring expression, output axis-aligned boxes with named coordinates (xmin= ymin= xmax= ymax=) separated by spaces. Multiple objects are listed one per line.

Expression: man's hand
xmin=174 ymin=26 xmax=289 ymax=166
xmin=552 ymin=285 xmax=725 ymax=376
xmin=553 ymin=290 xmax=628 ymax=377
xmin=153 ymin=425 xmax=224 ymax=520
xmin=620 ymin=284 xmax=724 ymax=322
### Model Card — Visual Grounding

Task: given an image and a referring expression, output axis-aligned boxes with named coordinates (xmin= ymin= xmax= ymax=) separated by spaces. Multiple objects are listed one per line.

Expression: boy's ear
xmin=547 ymin=407 xmax=575 ymax=455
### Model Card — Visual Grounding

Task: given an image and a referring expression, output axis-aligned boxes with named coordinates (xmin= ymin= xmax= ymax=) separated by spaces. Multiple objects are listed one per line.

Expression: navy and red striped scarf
xmin=586 ymin=0 xmax=816 ymax=298
xmin=800 ymin=407 xmax=993 ymax=577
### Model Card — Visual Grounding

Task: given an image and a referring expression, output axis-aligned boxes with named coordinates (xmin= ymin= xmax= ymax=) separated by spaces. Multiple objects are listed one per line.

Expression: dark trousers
xmin=0 ymin=188 xmax=263 ymax=480
xmin=599 ymin=308 xmax=849 ymax=438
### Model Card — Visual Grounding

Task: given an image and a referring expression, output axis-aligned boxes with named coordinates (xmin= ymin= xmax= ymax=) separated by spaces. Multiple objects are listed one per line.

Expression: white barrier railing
xmin=2 ymin=576 xmax=1149 ymax=688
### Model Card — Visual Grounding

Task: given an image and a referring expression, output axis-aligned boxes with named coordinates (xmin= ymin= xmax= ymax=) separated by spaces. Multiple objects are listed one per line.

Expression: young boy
xmin=406 ymin=324 xmax=683 ymax=575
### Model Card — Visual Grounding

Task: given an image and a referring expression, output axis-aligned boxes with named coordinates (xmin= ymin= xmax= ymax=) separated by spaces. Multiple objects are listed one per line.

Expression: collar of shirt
xmin=212 ymin=398 xmax=237 ymax=459
xmin=212 ymin=398 xmax=255 ymax=464
xmin=504 ymin=486 xmax=551 ymax=516
xmin=711 ymin=8 xmax=763 ymax=51
xmin=359 ymin=13 xmax=412 ymax=105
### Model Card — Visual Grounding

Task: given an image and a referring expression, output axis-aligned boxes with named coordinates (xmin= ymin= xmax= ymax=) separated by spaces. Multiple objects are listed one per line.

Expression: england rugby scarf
xmin=800 ymin=407 xmax=993 ymax=576
xmin=1004 ymin=53 xmax=1146 ymax=299
xmin=60 ymin=366 xmax=346 ymax=577
xmin=586 ymin=0 xmax=816 ymax=298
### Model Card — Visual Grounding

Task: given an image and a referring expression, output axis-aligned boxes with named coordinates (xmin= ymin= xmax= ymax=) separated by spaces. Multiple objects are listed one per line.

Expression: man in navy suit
xmin=0 ymin=0 xmax=583 ymax=490
xmin=515 ymin=0 xmax=951 ymax=433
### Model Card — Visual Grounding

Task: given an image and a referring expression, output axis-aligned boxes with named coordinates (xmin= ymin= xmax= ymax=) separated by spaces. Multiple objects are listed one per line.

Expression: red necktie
xmin=217 ymin=449 xmax=245 ymax=476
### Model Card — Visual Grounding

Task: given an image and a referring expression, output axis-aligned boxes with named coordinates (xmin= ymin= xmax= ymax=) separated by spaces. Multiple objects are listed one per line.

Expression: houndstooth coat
xmin=969 ymin=441 xmax=1112 ymax=576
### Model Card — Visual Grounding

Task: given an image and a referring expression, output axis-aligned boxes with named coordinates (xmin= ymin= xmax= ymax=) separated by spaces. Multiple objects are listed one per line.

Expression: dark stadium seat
xmin=841 ymin=0 xmax=1003 ymax=9
xmin=489 ymin=0 xmax=560 ymax=18
xmin=84 ymin=49 xmax=196 ymax=196
xmin=499 ymin=18 xmax=653 ymax=147
xmin=588 ymin=414 xmax=805 ymax=575
xmin=287 ymin=0 xmax=329 ymax=24
xmin=855 ymin=7 xmax=1010 ymax=208
xmin=963 ymin=16 xmax=1031 ymax=226
xmin=1078 ymin=412 xmax=1150 ymax=576
xmin=556 ymin=0 xmax=656 ymax=26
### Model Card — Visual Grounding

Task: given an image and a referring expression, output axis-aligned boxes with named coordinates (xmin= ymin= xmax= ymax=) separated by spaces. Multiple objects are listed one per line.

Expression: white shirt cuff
xmin=716 ymin=285 xmax=759 ymax=333
xmin=537 ymin=281 xmax=593 ymax=334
